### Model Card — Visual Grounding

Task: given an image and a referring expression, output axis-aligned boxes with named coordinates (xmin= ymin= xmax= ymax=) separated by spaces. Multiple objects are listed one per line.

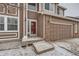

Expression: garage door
xmin=50 ymin=23 xmax=73 ymax=41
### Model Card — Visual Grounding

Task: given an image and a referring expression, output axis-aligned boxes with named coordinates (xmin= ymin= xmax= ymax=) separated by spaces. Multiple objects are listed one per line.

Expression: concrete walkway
xmin=0 ymin=43 xmax=75 ymax=56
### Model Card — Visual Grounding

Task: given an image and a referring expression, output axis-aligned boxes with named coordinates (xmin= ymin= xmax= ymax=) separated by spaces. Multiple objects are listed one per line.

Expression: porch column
xmin=23 ymin=3 xmax=28 ymax=38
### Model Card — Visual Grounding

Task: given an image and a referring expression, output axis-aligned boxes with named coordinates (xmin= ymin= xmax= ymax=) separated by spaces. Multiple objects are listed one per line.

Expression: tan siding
xmin=37 ymin=14 xmax=43 ymax=37
xmin=27 ymin=11 xmax=37 ymax=19
xmin=0 ymin=32 xmax=18 ymax=39
xmin=45 ymin=15 xmax=51 ymax=41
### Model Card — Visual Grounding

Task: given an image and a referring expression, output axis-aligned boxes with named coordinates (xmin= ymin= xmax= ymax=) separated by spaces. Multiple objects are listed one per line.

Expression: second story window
xmin=57 ymin=6 xmax=65 ymax=16
xmin=45 ymin=3 xmax=53 ymax=11
xmin=28 ymin=3 xmax=37 ymax=11
xmin=45 ymin=3 xmax=49 ymax=10
xmin=57 ymin=7 xmax=60 ymax=15
xmin=0 ymin=16 xmax=4 ymax=31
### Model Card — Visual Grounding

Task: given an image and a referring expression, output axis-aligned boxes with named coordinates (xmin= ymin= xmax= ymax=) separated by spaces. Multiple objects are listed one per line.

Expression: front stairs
xmin=21 ymin=36 xmax=43 ymax=47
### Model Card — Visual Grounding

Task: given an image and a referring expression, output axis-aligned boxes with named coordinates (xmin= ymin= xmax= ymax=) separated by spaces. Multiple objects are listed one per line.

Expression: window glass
xmin=0 ymin=17 xmax=4 ymax=30
xmin=45 ymin=3 xmax=49 ymax=10
xmin=50 ymin=4 xmax=53 ymax=11
xmin=7 ymin=17 xmax=18 ymax=30
xmin=57 ymin=7 xmax=60 ymax=15
xmin=28 ymin=3 xmax=37 ymax=10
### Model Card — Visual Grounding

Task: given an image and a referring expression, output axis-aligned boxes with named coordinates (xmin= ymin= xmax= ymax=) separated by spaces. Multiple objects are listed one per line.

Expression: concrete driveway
xmin=54 ymin=38 xmax=79 ymax=56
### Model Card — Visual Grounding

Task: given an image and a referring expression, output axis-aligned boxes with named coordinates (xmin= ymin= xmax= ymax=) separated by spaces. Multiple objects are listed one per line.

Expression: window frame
xmin=44 ymin=3 xmax=53 ymax=11
xmin=27 ymin=3 xmax=37 ymax=12
xmin=7 ymin=16 xmax=18 ymax=31
xmin=0 ymin=15 xmax=19 ymax=32
xmin=0 ymin=16 xmax=4 ymax=31
xmin=45 ymin=3 xmax=50 ymax=10
xmin=57 ymin=6 xmax=64 ymax=16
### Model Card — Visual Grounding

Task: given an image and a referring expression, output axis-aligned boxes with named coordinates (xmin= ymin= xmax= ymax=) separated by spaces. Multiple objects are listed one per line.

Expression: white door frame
xmin=29 ymin=19 xmax=37 ymax=37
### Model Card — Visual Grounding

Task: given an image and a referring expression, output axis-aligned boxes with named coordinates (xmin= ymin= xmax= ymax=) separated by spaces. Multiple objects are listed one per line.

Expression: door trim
xmin=29 ymin=19 xmax=37 ymax=37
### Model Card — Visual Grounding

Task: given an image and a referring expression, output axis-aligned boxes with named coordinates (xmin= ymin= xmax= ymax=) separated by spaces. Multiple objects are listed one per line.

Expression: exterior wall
xmin=27 ymin=11 xmax=38 ymax=19
xmin=45 ymin=15 xmax=51 ymax=41
xmin=0 ymin=3 xmax=23 ymax=39
xmin=27 ymin=10 xmax=43 ymax=37
xmin=37 ymin=14 xmax=43 ymax=37
xmin=19 ymin=4 xmax=24 ymax=39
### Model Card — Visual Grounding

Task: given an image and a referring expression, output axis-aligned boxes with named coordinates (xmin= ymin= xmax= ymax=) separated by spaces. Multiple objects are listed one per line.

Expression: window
xmin=0 ymin=16 xmax=4 ymax=30
xmin=7 ymin=17 xmax=18 ymax=31
xmin=45 ymin=3 xmax=53 ymax=11
xmin=57 ymin=7 xmax=64 ymax=16
xmin=0 ymin=15 xmax=18 ymax=32
xmin=57 ymin=7 xmax=60 ymax=15
xmin=45 ymin=3 xmax=49 ymax=10
xmin=50 ymin=3 xmax=53 ymax=11
xmin=28 ymin=3 xmax=37 ymax=11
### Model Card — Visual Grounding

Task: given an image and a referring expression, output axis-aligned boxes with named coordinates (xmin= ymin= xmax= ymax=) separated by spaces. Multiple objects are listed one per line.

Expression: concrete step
xmin=33 ymin=41 xmax=54 ymax=54
xmin=21 ymin=36 xmax=43 ymax=47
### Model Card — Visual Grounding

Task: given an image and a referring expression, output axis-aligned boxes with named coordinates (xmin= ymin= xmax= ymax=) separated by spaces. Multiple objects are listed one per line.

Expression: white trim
xmin=74 ymin=24 xmax=77 ymax=33
xmin=17 ymin=7 xmax=20 ymax=39
xmin=7 ymin=5 xmax=17 ymax=15
xmin=29 ymin=19 xmax=37 ymax=37
xmin=26 ymin=3 xmax=37 ymax=12
xmin=5 ymin=16 xmax=7 ymax=31
xmin=25 ymin=3 xmax=28 ymax=38
xmin=0 ymin=15 xmax=19 ymax=33
xmin=26 ymin=19 xmax=29 ymax=36
xmin=6 ymin=16 xmax=18 ymax=32
xmin=44 ymin=3 xmax=53 ymax=12
xmin=50 ymin=21 xmax=73 ymax=25
xmin=0 ymin=33 xmax=17 ymax=38
xmin=0 ymin=4 xmax=5 ymax=14
xmin=23 ymin=3 xmax=26 ymax=36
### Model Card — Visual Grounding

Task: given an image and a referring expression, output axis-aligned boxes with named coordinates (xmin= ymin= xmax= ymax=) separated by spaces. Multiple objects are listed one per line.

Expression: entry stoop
xmin=33 ymin=41 xmax=54 ymax=54
xmin=21 ymin=36 xmax=43 ymax=47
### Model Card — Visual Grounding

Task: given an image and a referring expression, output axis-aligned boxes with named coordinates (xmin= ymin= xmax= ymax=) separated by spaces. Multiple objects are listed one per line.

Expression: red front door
xmin=31 ymin=21 xmax=36 ymax=34
xmin=29 ymin=20 xmax=37 ymax=36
